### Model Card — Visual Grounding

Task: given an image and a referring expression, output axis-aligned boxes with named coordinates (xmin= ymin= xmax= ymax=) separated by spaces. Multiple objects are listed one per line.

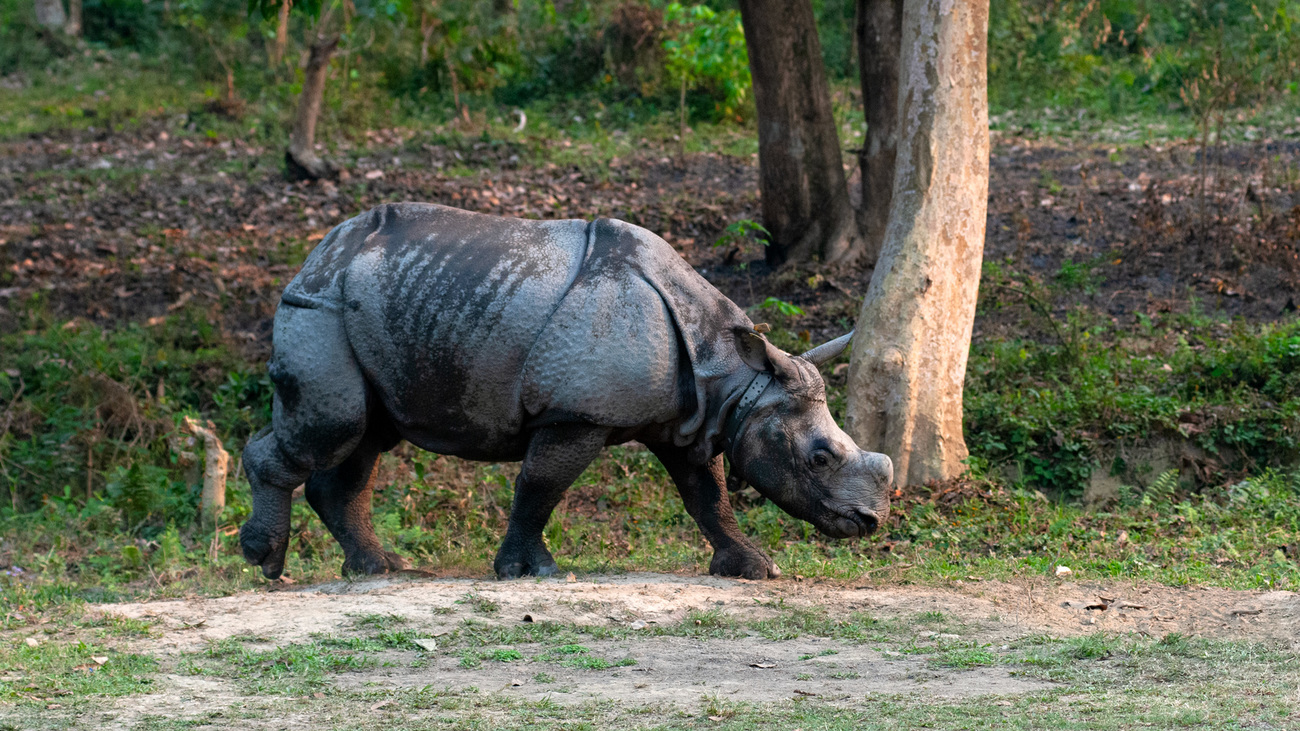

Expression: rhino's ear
xmin=799 ymin=330 xmax=854 ymax=367
xmin=734 ymin=327 xmax=803 ymax=381
xmin=734 ymin=328 xmax=772 ymax=372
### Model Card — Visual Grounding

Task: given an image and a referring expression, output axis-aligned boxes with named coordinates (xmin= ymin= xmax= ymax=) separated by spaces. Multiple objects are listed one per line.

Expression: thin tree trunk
xmin=856 ymin=0 xmax=903 ymax=266
xmin=445 ymin=43 xmax=468 ymax=124
xmin=286 ymin=34 xmax=339 ymax=181
xmin=845 ymin=0 xmax=989 ymax=487
xmin=738 ymin=0 xmax=863 ymax=268
xmin=271 ymin=0 xmax=292 ymax=67
xmin=34 ymin=0 xmax=66 ymax=29
xmin=64 ymin=0 xmax=81 ymax=36
xmin=420 ymin=7 xmax=436 ymax=66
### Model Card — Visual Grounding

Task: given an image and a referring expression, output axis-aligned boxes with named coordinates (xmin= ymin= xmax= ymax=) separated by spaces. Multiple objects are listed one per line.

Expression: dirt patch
xmin=332 ymin=636 xmax=1048 ymax=706
xmin=100 ymin=572 xmax=1300 ymax=651
xmin=89 ymin=572 xmax=1300 ymax=712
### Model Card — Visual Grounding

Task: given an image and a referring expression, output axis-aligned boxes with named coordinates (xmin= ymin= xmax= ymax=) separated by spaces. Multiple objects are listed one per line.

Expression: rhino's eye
xmin=810 ymin=450 xmax=833 ymax=470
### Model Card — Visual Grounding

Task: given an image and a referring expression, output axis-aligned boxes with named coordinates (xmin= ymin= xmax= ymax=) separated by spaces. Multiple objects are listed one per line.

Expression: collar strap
xmin=724 ymin=371 xmax=773 ymax=450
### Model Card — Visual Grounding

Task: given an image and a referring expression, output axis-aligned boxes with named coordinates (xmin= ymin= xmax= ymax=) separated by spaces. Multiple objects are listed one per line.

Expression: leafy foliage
xmin=988 ymin=0 xmax=1300 ymax=113
xmin=663 ymin=3 xmax=753 ymax=122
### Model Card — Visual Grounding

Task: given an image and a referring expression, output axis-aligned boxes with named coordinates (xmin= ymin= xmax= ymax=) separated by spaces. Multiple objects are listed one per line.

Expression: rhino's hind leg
xmin=648 ymin=446 xmax=780 ymax=580
xmin=495 ymin=424 xmax=612 ymax=579
xmin=240 ymin=301 xmax=370 ymax=580
xmin=305 ymin=420 xmax=407 ymax=576
xmin=240 ymin=428 xmax=311 ymax=579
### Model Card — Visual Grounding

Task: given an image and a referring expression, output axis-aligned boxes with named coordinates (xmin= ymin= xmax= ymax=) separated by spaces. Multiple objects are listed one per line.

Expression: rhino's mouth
xmin=822 ymin=501 xmax=881 ymax=539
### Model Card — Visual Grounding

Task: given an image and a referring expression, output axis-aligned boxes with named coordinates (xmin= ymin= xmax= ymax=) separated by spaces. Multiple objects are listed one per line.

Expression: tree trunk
xmin=285 ymin=34 xmax=339 ymax=181
xmin=34 ymin=0 xmax=66 ymax=29
xmin=64 ymin=0 xmax=81 ymax=36
xmin=738 ymin=0 xmax=863 ymax=268
xmin=271 ymin=0 xmax=292 ymax=67
xmin=856 ymin=0 xmax=903 ymax=265
xmin=844 ymin=0 xmax=989 ymax=487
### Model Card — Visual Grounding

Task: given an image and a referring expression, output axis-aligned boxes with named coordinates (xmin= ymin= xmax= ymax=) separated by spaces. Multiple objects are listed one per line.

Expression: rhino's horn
xmin=799 ymin=330 xmax=854 ymax=367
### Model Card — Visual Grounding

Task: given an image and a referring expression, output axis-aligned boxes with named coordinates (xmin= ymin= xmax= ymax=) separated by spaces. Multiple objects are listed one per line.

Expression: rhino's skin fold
xmin=239 ymin=203 xmax=892 ymax=581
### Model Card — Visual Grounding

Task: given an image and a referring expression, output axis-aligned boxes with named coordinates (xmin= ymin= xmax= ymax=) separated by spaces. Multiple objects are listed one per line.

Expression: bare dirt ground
xmin=88 ymin=571 xmax=1300 ymax=723
xmin=4 ymin=126 xmax=1299 ymax=352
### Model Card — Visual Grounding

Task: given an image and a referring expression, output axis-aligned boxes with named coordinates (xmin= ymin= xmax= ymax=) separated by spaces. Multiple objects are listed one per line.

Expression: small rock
xmin=365 ymin=169 xmax=384 ymax=179
xmin=91 ymin=656 xmax=108 ymax=665
xmin=1055 ymin=565 xmax=1073 ymax=577
xmin=630 ymin=620 xmax=647 ymax=630
xmin=24 ymin=637 xmax=38 ymax=648
xmin=412 ymin=638 xmax=439 ymax=651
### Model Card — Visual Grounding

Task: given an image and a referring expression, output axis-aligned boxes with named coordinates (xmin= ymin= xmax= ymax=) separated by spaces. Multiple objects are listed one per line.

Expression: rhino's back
xmin=282 ymin=203 xmax=591 ymax=458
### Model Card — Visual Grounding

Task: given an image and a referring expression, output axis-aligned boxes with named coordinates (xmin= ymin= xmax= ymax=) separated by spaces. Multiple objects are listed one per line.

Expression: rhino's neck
xmin=682 ymin=363 xmax=760 ymax=464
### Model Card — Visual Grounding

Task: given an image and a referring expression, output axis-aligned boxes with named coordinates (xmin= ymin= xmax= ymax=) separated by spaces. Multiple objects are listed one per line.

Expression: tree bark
xmin=271 ymin=0 xmax=292 ymax=67
xmin=845 ymin=0 xmax=989 ymax=487
xmin=285 ymin=34 xmax=339 ymax=181
xmin=856 ymin=0 xmax=903 ymax=265
xmin=64 ymin=0 xmax=81 ymax=36
xmin=34 ymin=0 xmax=66 ymax=29
xmin=738 ymin=0 xmax=863 ymax=268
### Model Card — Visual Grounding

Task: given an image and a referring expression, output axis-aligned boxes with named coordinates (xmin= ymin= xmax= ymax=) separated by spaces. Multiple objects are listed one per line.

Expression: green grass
xmin=2 ymin=311 xmax=1298 ymax=617
xmin=0 ymin=635 xmax=158 ymax=703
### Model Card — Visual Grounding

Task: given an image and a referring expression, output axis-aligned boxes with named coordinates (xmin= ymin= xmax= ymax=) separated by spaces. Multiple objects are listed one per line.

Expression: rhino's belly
xmin=337 ymin=210 xmax=591 ymax=453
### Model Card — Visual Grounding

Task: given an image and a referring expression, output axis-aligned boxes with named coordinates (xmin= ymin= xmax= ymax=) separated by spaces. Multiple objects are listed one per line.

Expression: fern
xmin=1143 ymin=469 xmax=1180 ymax=506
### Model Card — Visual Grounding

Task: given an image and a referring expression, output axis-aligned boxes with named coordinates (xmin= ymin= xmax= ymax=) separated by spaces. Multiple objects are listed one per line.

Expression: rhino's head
xmin=724 ymin=329 xmax=892 ymax=539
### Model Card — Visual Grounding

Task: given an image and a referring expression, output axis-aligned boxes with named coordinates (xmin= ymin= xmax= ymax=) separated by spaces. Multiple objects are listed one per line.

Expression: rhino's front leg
xmin=648 ymin=446 xmax=780 ymax=580
xmin=495 ymin=424 xmax=612 ymax=579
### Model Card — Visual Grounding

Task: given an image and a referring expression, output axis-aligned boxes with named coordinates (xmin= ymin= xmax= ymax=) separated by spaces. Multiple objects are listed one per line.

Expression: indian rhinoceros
xmin=238 ymin=203 xmax=892 ymax=580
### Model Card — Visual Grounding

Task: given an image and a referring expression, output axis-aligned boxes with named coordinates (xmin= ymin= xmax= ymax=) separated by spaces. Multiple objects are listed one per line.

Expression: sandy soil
xmin=90 ymin=571 xmax=1300 ymax=715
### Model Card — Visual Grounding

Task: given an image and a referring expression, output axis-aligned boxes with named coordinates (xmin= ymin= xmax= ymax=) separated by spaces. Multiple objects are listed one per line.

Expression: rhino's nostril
xmin=857 ymin=509 xmax=880 ymax=535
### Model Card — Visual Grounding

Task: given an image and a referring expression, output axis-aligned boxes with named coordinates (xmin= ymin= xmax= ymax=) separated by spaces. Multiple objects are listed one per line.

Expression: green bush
xmin=988 ymin=0 xmax=1300 ymax=113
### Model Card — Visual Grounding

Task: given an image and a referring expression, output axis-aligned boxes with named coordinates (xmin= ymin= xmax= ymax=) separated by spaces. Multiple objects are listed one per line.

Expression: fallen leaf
xmin=91 ymin=656 xmax=108 ymax=665
xmin=312 ymin=692 xmax=326 ymax=699
xmin=365 ymin=170 xmax=384 ymax=180
xmin=793 ymin=689 xmax=817 ymax=696
xmin=1055 ymin=565 xmax=1073 ymax=577
xmin=566 ymin=572 xmax=576 ymax=582
xmin=750 ymin=662 xmax=777 ymax=669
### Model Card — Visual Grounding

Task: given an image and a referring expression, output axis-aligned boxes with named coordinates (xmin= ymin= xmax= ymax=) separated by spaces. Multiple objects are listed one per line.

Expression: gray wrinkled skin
xmin=239 ymin=203 xmax=892 ymax=581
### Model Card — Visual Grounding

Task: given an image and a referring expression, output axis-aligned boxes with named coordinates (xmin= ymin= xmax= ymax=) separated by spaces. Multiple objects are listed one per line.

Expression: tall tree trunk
xmin=845 ymin=0 xmax=989 ymax=487
xmin=738 ymin=0 xmax=863 ymax=268
xmin=64 ymin=0 xmax=81 ymax=36
xmin=856 ymin=0 xmax=903 ymax=265
xmin=34 ymin=0 xmax=66 ymax=29
xmin=271 ymin=0 xmax=292 ymax=67
xmin=285 ymin=34 xmax=339 ymax=181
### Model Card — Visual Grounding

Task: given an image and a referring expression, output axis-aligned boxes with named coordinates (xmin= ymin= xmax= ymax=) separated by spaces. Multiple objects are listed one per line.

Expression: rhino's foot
xmin=239 ymin=519 xmax=290 ymax=580
xmin=342 ymin=549 xmax=409 ymax=577
xmin=709 ymin=544 xmax=781 ymax=580
xmin=494 ymin=541 xmax=560 ymax=580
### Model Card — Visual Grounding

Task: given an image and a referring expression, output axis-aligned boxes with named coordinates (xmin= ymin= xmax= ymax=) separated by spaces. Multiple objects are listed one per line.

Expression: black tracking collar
xmin=723 ymin=371 xmax=773 ymax=451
